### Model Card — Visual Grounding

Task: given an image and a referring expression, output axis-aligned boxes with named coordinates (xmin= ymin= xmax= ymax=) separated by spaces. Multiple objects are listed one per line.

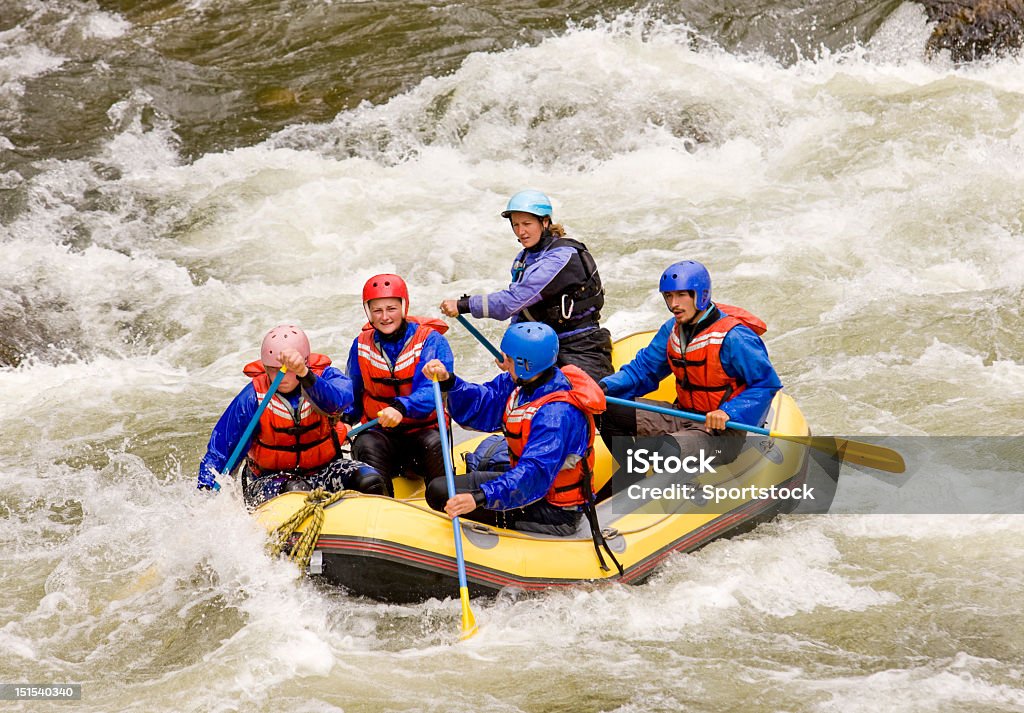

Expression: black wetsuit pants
xmin=352 ymin=427 xmax=446 ymax=497
xmin=556 ymin=326 xmax=614 ymax=382
xmin=241 ymin=457 xmax=388 ymax=508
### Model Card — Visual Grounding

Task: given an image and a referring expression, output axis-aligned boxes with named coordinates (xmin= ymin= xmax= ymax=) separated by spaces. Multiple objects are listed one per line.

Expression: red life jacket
xmin=667 ymin=304 xmax=767 ymax=414
xmin=356 ymin=317 xmax=450 ymax=432
xmin=242 ymin=354 xmax=347 ymax=475
xmin=502 ymin=365 xmax=607 ymax=507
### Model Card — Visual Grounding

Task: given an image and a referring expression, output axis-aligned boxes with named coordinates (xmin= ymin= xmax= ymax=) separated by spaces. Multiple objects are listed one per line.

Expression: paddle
xmin=345 ymin=418 xmax=380 ymax=440
xmin=456 ymin=314 xmax=503 ymax=361
xmin=450 ymin=314 xmax=906 ymax=474
xmin=212 ymin=365 xmax=288 ymax=491
xmin=605 ymin=396 xmax=906 ymax=474
xmin=430 ymin=376 xmax=479 ymax=640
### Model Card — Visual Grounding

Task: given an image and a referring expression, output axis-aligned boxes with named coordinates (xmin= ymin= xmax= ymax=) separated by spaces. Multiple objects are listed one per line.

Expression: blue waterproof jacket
xmin=345 ymin=320 xmax=455 ymax=421
xmin=601 ymin=311 xmax=782 ymax=426
xmin=447 ymin=369 xmax=591 ymax=510
xmin=466 ymin=236 xmax=598 ymax=338
xmin=198 ymin=367 xmax=354 ymax=481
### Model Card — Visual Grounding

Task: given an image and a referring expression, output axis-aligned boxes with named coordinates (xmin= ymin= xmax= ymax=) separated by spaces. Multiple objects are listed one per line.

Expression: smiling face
xmin=663 ymin=289 xmax=698 ymax=325
xmin=508 ymin=211 xmax=547 ymax=249
xmin=367 ymin=297 xmax=404 ymax=335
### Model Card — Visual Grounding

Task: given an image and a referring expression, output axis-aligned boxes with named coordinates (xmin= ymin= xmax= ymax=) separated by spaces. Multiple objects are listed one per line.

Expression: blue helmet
xmin=501 ymin=190 xmax=553 ymax=220
xmin=500 ymin=322 xmax=559 ymax=381
xmin=659 ymin=260 xmax=712 ymax=310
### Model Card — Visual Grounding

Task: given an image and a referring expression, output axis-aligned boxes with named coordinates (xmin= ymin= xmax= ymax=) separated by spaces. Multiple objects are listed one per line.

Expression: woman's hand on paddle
xmin=422 ymin=359 xmax=450 ymax=382
xmin=278 ymin=348 xmax=309 ymax=377
xmin=439 ymin=299 xmax=459 ymax=317
xmin=377 ymin=406 xmax=403 ymax=428
xmin=495 ymin=354 xmax=513 ymax=373
xmin=704 ymin=409 xmax=729 ymax=432
xmin=445 ymin=493 xmax=477 ymax=519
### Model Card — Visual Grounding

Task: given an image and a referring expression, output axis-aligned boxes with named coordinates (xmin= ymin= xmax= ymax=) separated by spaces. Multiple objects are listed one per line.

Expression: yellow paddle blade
xmin=771 ymin=432 xmax=906 ymax=474
xmin=459 ymin=586 xmax=478 ymax=640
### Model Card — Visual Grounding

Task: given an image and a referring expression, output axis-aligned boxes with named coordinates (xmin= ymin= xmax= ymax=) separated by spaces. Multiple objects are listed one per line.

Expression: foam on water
xmin=803 ymin=653 xmax=1024 ymax=713
xmin=1 ymin=6 xmax=1022 ymax=711
xmin=0 ymin=41 xmax=66 ymax=86
xmin=9 ymin=8 xmax=1022 ymax=375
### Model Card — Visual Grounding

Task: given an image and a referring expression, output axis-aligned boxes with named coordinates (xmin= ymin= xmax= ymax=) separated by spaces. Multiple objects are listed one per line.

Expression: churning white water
xmin=1 ymin=6 xmax=1022 ymax=712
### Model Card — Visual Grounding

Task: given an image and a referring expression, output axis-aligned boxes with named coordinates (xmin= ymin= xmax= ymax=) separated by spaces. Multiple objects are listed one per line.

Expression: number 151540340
xmin=0 ymin=684 xmax=81 ymax=700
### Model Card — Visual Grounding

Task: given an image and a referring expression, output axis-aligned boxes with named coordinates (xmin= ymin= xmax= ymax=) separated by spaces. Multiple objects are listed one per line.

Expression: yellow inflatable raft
xmin=254 ymin=332 xmax=811 ymax=602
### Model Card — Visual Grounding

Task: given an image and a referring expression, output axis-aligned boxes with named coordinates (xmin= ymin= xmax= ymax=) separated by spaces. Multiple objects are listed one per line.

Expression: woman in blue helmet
xmin=439 ymin=190 xmax=614 ymax=382
xmin=421 ymin=323 xmax=606 ymax=536
xmin=599 ymin=260 xmax=782 ymax=469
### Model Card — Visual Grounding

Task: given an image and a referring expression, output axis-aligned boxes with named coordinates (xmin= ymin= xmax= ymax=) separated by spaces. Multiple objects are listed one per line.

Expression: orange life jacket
xmin=243 ymin=354 xmax=347 ymax=475
xmin=356 ymin=317 xmax=449 ymax=432
xmin=667 ymin=304 xmax=767 ymax=414
xmin=502 ymin=365 xmax=607 ymax=507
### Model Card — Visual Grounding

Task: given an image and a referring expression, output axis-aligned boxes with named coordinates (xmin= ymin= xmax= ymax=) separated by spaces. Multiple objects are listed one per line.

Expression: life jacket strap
xmin=370 ymin=375 xmax=413 ymax=387
xmin=580 ymin=452 xmax=623 ymax=576
xmin=254 ymin=433 xmax=332 ymax=454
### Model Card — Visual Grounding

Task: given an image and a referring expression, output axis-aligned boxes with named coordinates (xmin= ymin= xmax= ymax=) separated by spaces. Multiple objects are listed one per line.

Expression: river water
xmin=1 ymin=1 xmax=1022 ymax=711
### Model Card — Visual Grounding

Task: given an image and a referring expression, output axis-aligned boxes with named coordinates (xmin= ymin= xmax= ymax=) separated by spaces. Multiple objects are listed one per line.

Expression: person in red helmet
xmin=346 ymin=274 xmax=455 ymax=496
xmin=198 ymin=324 xmax=388 ymax=506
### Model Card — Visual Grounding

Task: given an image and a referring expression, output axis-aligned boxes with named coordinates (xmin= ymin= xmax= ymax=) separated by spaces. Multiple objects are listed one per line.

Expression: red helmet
xmin=260 ymin=324 xmax=310 ymax=367
xmin=362 ymin=274 xmax=409 ymax=318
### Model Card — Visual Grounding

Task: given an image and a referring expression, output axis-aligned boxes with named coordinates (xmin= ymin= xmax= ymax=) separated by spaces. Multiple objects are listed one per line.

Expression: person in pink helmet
xmin=198 ymin=324 xmax=387 ymax=506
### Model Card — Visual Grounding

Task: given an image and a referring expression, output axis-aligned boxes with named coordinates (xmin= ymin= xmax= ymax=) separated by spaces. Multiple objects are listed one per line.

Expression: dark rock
xmin=919 ymin=0 xmax=1024 ymax=61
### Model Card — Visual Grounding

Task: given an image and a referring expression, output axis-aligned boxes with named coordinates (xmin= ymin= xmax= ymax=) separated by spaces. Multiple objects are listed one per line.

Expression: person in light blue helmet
xmin=599 ymin=260 xmax=782 ymax=467
xmin=421 ymin=322 xmax=606 ymax=536
xmin=440 ymin=190 xmax=613 ymax=382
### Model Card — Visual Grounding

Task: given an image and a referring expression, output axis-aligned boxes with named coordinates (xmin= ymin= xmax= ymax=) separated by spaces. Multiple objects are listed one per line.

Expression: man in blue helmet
xmin=599 ymin=260 xmax=782 ymax=468
xmin=421 ymin=322 xmax=607 ymax=536
xmin=439 ymin=190 xmax=613 ymax=383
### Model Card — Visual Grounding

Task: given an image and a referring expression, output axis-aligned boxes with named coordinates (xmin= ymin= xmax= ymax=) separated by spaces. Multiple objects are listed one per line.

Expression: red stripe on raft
xmin=316 ymin=537 xmax=558 ymax=589
xmin=311 ymin=488 xmax=798 ymax=591
xmin=619 ymin=496 xmax=775 ymax=584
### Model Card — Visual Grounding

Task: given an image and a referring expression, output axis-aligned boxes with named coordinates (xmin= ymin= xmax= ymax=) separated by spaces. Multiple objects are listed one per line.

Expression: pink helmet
xmin=260 ymin=324 xmax=310 ymax=367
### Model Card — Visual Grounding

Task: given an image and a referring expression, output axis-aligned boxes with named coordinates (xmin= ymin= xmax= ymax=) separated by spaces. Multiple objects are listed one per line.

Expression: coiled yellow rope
xmin=266 ymin=488 xmax=350 ymax=571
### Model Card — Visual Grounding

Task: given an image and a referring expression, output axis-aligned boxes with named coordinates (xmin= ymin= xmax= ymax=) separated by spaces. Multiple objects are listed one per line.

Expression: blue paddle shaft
xmin=213 ymin=366 xmax=288 ymax=491
xmin=346 ymin=417 xmax=380 ymax=440
xmin=456 ymin=315 xmax=503 ymax=361
xmin=604 ymin=395 xmax=769 ymax=437
xmin=431 ymin=379 xmax=471 ymax=591
xmin=451 ymin=315 xmax=762 ymax=435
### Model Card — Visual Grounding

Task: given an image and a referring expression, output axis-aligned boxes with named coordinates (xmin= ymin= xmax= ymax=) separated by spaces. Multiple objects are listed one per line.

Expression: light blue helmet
xmin=500 ymin=322 xmax=559 ymax=381
xmin=659 ymin=260 xmax=712 ymax=310
xmin=501 ymin=190 xmax=553 ymax=220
